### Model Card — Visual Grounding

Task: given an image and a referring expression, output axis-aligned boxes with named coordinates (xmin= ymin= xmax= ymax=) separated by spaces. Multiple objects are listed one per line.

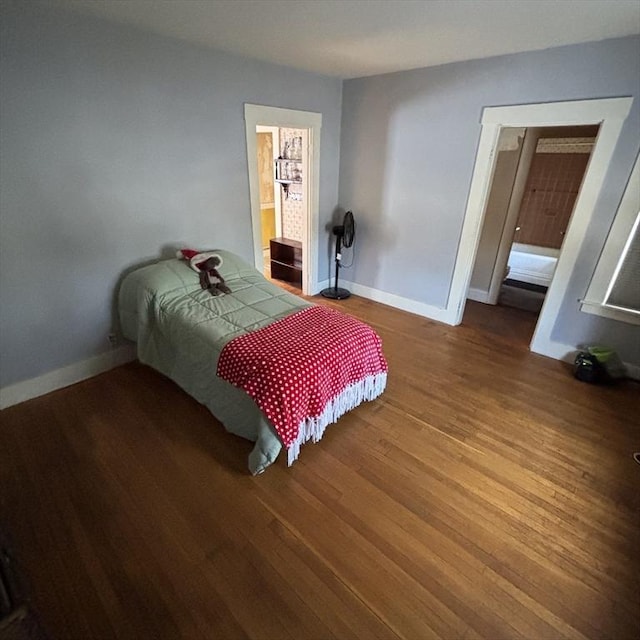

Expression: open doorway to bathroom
xmin=255 ymin=126 xmax=307 ymax=294
xmin=464 ymin=124 xmax=599 ymax=345
xmin=244 ymin=104 xmax=322 ymax=297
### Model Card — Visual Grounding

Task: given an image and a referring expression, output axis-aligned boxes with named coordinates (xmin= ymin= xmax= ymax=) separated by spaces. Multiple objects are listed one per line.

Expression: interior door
xmin=512 ymin=151 xmax=591 ymax=249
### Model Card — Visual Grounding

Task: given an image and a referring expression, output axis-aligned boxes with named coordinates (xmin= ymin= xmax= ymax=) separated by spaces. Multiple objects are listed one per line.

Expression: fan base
xmin=321 ymin=287 xmax=351 ymax=300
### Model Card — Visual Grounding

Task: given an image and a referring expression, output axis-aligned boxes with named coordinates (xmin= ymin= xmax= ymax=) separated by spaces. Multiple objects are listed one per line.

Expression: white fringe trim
xmin=287 ymin=371 xmax=387 ymax=466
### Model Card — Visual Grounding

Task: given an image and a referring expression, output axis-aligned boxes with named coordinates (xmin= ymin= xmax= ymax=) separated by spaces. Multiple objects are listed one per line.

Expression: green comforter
xmin=118 ymin=250 xmax=310 ymax=474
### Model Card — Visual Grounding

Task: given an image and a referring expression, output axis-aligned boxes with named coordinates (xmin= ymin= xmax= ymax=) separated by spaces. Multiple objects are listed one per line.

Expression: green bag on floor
xmin=587 ymin=346 xmax=627 ymax=380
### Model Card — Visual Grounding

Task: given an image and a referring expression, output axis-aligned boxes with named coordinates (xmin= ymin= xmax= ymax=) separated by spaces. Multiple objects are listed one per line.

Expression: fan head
xmin=332 ymin=210 xmax=355 ymax=248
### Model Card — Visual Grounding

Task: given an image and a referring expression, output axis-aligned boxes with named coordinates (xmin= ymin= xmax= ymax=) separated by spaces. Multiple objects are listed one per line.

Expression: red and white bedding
xmin=217 ymin=305 xmax=388 ymax=464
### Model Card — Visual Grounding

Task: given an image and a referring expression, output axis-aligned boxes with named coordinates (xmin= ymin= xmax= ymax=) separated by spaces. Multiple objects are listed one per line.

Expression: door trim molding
xmin=447 ymin=97 xmax=633 ymax=361
xmin=245 ymin=104 xmax=322 ymax=295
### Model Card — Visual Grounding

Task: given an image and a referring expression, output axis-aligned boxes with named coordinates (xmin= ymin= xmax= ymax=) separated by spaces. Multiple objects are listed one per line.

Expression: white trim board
xmin=2 ymin=310 xmax=635 ymax=412
xmin=319 ymin=279 xmax=451 ymax=324
xmin=0 ymin=344 xmax=136 ymax=410
xmin=318 ymin=280 xmax=640 ymax=380
xmin=467 ymin=287 xmax=491 ymax=304
xmin=447 ymin=97 xmax=633 ymax=360
xmin=547 ymin=342 xmax=640 ymax=381
xmin=581 ymin=152 xmax=640 ymax=324
xmin=580 ymin=300 xmax=640 ymax=325
xmin=624 ymin=362 xmax=640 ymax=381
xmin=245 ymin=104 xmax=322 ymax=296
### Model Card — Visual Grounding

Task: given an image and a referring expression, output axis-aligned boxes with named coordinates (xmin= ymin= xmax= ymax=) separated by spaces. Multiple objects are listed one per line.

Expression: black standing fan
xmin=321 ymin=210 xmax=355 ymax=299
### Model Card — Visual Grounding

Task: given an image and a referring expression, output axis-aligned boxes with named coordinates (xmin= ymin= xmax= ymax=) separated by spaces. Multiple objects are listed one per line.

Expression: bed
xmin=118 ymin=250 xmax=387 ymax=474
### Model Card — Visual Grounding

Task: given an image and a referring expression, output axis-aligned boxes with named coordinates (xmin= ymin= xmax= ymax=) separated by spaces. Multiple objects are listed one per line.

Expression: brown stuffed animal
xmin=176 ymin=249 xmax=231 ymax=296
xmin=197 ymin=255 xmax=231 ymax=296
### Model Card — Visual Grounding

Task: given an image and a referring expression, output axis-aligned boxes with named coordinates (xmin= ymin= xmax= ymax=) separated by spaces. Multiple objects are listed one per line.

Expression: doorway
xmin=445 ymin=97 xmax=632 ymax=362
xmin=465 ymin=124 xmax=599 ymax=345
xmin=244 ymin=104 xmax=322 ymax=296
xmin=257 ymin=126 xmax=307 ymax=292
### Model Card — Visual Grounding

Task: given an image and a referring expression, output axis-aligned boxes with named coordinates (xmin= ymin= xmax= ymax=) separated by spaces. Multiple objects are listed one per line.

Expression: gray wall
xmin=339 ymin=36 xmax=640 ymax=365
xmin=0 ymin=3 xmax=342 ymax=388
xmin=2 ymin=2 xmax=638 ymax=391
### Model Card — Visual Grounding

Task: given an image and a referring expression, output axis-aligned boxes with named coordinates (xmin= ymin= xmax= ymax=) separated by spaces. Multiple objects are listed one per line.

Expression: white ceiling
xmin=55 ymin=0 xmax=640 ymax=79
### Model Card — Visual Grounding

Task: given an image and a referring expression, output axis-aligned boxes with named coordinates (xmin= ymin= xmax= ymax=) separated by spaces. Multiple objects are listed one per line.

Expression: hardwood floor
xmin=1 ymin=296 xmax=639 ymax=640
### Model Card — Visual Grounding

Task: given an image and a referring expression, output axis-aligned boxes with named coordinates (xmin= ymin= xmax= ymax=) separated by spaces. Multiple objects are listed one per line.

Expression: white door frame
xmin=446 ymin=97 xmax=632 ymax=360
xmin=245 ymin=104 xmax=322 ymax=296
xmin=256 ymin=125 xmax=282 ymax=237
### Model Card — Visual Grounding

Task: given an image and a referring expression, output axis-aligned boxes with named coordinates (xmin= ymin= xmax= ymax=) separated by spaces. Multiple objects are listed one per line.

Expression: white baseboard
xmin=467 ymin=287 xmax=491 ymax=304
xmin=530 ymin=339 xmax=640 ymax=381
xmin=530 ymin=338 xmax=576 ymax=363
xmin=2 ymin=297 xmax=636 ymax=413
xmin=624 ymin=362 xmax=640 ymax=381
xmin=320 ymin=278 xmax=640 ymax=379
xmin=321 ymin=278 xmax=451 ymax=324
xmin=0 ymin=344 xmax=136 ymax=410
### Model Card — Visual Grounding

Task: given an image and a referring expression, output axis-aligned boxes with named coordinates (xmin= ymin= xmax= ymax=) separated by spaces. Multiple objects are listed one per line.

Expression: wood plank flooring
xmin=1 ymin=297 xmax=639 ymax=640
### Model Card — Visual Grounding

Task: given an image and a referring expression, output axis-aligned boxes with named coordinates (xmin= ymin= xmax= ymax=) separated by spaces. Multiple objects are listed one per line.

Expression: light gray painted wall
xmin=0 ymin=4 xmax=342 ymax=388
xmin=339 ymin=36 xmax=640 ymax=366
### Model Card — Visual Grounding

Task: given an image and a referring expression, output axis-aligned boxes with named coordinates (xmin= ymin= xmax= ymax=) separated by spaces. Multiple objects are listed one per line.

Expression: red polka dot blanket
xmin=217 ymin=305 xmax=388 ymax=465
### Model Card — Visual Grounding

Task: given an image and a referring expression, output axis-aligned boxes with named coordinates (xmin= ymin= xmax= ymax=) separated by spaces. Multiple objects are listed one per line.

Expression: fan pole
xmin=321 ymin=233 xmax=351 ymax=300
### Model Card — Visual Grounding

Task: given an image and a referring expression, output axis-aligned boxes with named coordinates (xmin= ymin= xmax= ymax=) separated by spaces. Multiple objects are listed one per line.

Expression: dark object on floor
xmin=0 ymin=608 xmax=49 ymax=640
xmin=585 ymin=345 xmax=627 ymax=379
xmin=499 ymin=280 xmax=547 ymax=313
xmin=573 ymin=351 xmax=606 ymax=384
xmin=633 ymin=452 xmax=640 ymax=465
xmin=503 ymin=279 xmax=548 ymax=294
xmin=0 ymin=533 xmax=49 ymax=640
